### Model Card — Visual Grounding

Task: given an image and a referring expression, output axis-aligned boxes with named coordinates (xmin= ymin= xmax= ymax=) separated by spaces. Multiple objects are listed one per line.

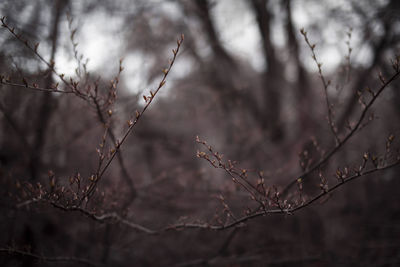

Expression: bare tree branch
xmin=0 ymin=247 xmax=102 ymax=267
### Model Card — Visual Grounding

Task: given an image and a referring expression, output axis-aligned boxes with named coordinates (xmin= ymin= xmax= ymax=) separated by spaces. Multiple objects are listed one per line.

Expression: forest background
xmin=0 ymin=0 xmax=400 ymax=266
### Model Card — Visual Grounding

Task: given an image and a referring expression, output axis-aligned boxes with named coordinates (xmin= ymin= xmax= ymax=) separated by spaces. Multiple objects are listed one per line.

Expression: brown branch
xmin=16 ymin=156 xmax=399 ymax=236
xmin=0 ymin=247 xmax=102 ymax=267
xmin=174 ymin=158 xmax=400 ymax=231
xmin=89 ymin=62 xmax=137 ymax=203
xmin=282 ymin=64 xmax=400 ymax=195
xmin=83 ymin=34 xmax=184 ymax=201
xmin=0 ymin=16 xmax=89 ymax=100
xmin=196 ymin=137 xmax=266 ymax=202
xmin=17 ymin=198 xmax=157 ymax=235
xmin=300 ymin=28 xmax=339 ymax=143
xmin=0 ymin=79 xmax=72 ymax=94
xmin=50 ymin=202 xmax=158 ymax=235
xmin=337 ymin=1 xmax=395 ymax=131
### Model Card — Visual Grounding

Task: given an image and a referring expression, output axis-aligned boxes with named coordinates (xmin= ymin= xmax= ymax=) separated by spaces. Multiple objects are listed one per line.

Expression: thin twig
xmin=0 ymin=247 xmax=102 ymax=267
xmin=83 ymin=34 xmax=184 ymax=201
xmin=16 ymin=157 xmax=399 ymax=234
xmin=195 ymin=158 xmax=399 ymax=231
xmin=282 ymin=64 xmax=400 ymax=195
xmin=0 ymin=79 xmax=72 ymax=94
xmin=1 ymin=16 xmax=89 ymax=99
xmin=300 ymin=28 xmax=339 ymax=143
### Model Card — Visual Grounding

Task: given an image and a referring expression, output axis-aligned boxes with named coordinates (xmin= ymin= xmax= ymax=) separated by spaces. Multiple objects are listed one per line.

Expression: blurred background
xmin=0 ymin=0 xmax=400 ymax=266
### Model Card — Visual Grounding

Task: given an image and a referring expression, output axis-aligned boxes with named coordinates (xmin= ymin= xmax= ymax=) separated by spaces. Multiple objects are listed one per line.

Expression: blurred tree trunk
xmin=192 ymin=0 xmax=271 ymax=146
xmin=194 ymin=0 xmax=235 ymax=67
xmin=251 ymin=0 xmax=284 ymax=141
xmin=29 ymin=0 xmax=68 ymax=180
xmin=283 ymin=0 xmax=311 ymax=136
xmin=193 ymin=0 xmax=246 ymax=143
